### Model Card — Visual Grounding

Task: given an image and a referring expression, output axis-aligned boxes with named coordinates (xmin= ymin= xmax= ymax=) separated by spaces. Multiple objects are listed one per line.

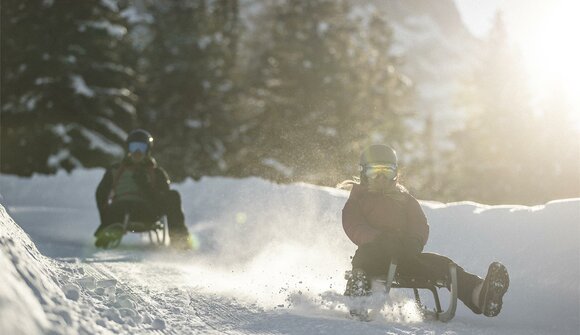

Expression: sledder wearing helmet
xmin=358 ymin=144 xmax=400 ymax=194
xmin=342 ymin=144 xmax=510 ymax=319
xmin=94 ymin=129 xmax=193 ymax=249
xmin=126 ymin=128 xmax=154 ymax=155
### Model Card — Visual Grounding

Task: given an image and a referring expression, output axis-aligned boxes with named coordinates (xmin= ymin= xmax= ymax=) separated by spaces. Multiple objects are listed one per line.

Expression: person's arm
xmin=154 ymin=167 xmax=171 ymax=193
xmin=404 ymin=195 xmax=430 ymax=247
xmin=342 ymin=194 xmax=380 ymax=246
xmin=96 ymin=167 xmax=113 ymax=216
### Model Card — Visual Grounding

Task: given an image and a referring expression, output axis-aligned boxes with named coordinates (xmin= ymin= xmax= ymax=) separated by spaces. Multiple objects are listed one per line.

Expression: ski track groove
xmin=187 ymin=292 xmax=277 ymax=335
xmin=87 ymin=261 xmax=277 ymax=334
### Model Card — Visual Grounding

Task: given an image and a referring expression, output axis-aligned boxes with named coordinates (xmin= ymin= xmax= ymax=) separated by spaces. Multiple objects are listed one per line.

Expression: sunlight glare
xmin=522 ymin=1 xmax=580 ymax=123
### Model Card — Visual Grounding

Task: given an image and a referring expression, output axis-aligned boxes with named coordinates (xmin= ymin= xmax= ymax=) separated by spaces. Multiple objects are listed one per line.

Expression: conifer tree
xmin=448 ymin=13 xmax=546 ymax=203
xmin=233 ymin=0 xmax=412 ymax=185
xmin=1 ymin=0 xmax=135 ymax=176
xmin=134 ymin=0 xmax=239 ymax=180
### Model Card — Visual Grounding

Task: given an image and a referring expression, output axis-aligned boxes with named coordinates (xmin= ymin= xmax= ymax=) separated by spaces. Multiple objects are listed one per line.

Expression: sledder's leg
xmin=397 ymin=253 xmax=483 ymax=314
xmin=94 ymin=203 xmax=130 ymax=247
xmin=477 ymin=262 xmax=509 ymax=317
xmin=95 ymin=223 xmax=124 ymax=248
xmin=346 ymin=244 xmax=397 ymax=320
xmin=344 ymin=268 xmax=371 ymax=320
xmin=344 ymin=268 xmax=371 ymax=296
xmin=158 ymin=190 xmax=192 ymax=249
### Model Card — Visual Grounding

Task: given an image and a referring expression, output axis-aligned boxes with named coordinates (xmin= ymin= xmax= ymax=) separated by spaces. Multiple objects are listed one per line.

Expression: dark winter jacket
xmin=95 ymin=156 xmax=171 ymax=213
xmin=342 ymin=183 xmax=429 ymax=247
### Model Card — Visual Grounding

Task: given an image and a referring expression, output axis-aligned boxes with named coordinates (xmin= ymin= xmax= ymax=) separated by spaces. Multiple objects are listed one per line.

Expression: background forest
xmin=1 ymin=0 xmax=578 ymax=205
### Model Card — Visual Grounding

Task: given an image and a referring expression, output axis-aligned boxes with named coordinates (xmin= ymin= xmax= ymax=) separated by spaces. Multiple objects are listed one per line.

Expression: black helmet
xmin=126 ymin=129 xmax=153 ymax=154
xmin=359 ymin=144 xmax=397 ymax=167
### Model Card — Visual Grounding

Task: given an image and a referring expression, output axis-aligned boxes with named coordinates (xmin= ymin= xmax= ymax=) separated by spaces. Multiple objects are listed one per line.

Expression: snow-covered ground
xmin=0 ymin=169 xmax=578 ymax=334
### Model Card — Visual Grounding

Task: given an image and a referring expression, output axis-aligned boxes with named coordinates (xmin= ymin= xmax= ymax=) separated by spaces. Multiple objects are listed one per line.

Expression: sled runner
xmin=99 ymin=212 xmax=167 ymax=249
xmin=382 ymin=258 xmax=457 ymax=322
xmin=347 ymin=258 xmax=458 ymax=322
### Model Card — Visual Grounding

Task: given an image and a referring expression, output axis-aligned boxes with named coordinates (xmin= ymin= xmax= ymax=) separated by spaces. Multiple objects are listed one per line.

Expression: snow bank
xmin=1 ymin=170 xmax=579 ymax=334
xmin=0 ymin=203 xmax=170 ymax=334
xmin=0 ymin=204 xmax=104 ymax=334
xmin=0 ymin=206 xmax=51 ymax=334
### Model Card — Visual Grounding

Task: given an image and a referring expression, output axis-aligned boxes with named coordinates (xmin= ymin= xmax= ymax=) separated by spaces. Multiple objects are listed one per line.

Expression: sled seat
xmin=124 ymin=218 xmax=165 ymax=233
xmin=376 ymin=259 xmax=458 ymax=322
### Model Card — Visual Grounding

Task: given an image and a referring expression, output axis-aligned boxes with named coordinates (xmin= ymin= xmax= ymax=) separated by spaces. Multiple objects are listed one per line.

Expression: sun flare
xmin=522 ymin=2 xmax=580 ymax=122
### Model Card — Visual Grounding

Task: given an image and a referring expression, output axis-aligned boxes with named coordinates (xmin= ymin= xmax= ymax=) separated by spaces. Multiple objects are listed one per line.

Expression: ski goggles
xmin=128 ymin=141 xmax=149 ymax=154
xmin=363 ymin=164 xmax=397 ymax=179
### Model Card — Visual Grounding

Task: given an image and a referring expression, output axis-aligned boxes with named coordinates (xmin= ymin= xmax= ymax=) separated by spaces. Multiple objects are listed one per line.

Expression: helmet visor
xmin=364 ymin=164 xmax=397 ymax=180
xmin=128 ymin=141 xmax=149 ymax=154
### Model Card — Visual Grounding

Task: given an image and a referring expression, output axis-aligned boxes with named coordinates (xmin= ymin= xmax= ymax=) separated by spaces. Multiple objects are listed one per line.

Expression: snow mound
xmin=0 ymin=206 xmax=49 ymax=334
xmin=0 ymin=205 xmax=163 ymax=334
xmin=0 ymin=204 xmax=80 ymax=334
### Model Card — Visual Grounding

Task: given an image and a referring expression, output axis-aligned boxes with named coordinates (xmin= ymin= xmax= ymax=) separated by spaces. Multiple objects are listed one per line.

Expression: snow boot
xmin=94 ymin=224 xmax=124 ymax=248
xmin=344 ymin=269 xmax=371 ymax=320
xmin=170 ymin=234 xmax=194 ymax=250
xmin=344 ymin=268 xmax=371 ymax=296
xmin=479 ymin=262 xmax=509 ymax=317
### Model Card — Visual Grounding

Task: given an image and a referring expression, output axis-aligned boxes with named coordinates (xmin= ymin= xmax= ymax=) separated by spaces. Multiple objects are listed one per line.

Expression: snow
xmin=197 ymin=36 xmax=212 ymax=50
xmin=100 ymin=0 xmax=118 ymax=13
xmin=317 ymin=22 xmax=329 ymax=36
xmin=0 ymin=169 xmax=578 ymax=334
xmin=48 ymin=125 xmax=125 ymax=165
xmin=262 ymin=158 xmax=293 ymax=177
xmin=47 ymin=149 xmax=73 ymax=168
xmin=95 ymin=117 xmax=127 ymax=141
xmin=120 ymin=7 xmax=154 ymax=25
xmin=186 ymin=119 xmax=204 ymax=129
xmin=79 ymin=128 xmax=125 ymax=157
xmin=34 ymin=77 xmax=54 ymax=85
xmin=70 ymin=75 xmax=95 ymax=97
xmin=82 ymin=21 xmax=127 ymax=39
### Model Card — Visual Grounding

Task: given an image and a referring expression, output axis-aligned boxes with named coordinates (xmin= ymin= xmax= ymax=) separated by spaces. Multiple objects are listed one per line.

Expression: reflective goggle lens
xmin=364 ymin=164 xmax=397 ymax=179
xmin=128 ymin=142 xmax=149 ymax=153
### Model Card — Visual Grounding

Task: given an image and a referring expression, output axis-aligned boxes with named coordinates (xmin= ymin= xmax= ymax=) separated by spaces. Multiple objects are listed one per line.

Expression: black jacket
xmin=95 ymin=156 xmax=171 ymax=213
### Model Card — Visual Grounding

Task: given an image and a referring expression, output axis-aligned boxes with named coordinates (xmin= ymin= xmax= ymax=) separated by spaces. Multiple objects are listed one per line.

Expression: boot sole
xmin=482 ymin=262 xmax=509 ymax=317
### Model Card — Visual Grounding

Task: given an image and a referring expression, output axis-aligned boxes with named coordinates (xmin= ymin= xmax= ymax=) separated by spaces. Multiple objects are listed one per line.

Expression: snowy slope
xmin=0 ymin=170 xmax=579 ymax=334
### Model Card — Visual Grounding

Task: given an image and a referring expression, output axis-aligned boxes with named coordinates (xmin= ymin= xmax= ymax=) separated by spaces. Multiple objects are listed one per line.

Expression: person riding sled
xmin=341 ymin=144 xmax=509 ymax=317
xmin=95 ymin=129 xmax=193 ymax=249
